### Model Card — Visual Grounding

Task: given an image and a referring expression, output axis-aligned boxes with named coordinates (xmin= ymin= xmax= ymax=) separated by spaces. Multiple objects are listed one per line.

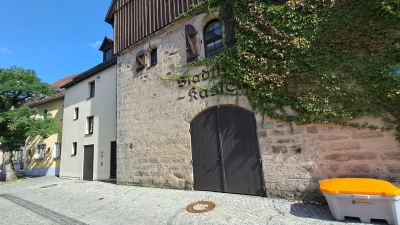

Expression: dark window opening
xmin=150 ymin=49 xmax=157 ymax=67
xmin=89 ymin=82 xmax=95 ymax=98
xmin=43 ymin=109 xmax=48 ymax=119
xmin=110 ymin=141 xmax=117 ymax=179
xmin=204 ymin=20 xmax=223 ymax=58
xmin=105 ymin=48 xmax=113 ymax=61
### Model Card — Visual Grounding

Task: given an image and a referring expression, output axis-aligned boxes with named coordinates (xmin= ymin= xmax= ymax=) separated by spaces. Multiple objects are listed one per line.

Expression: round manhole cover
xmin=186 ymin=201 xmax=215 ymax=213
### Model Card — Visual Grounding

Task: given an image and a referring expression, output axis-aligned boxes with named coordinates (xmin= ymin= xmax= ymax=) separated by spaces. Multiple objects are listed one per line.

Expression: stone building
xmin=105 ymin=0 xmax=400 ymax=199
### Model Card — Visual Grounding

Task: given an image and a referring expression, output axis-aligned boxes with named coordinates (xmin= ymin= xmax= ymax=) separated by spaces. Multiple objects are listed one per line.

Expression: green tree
xmin=0 ymin=66 xmax=59 ymax=181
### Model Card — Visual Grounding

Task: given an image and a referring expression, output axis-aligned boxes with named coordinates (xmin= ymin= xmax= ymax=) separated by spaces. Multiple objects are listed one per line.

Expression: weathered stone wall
xmin=116 ymin=13 xmax=400 ymax=199
xmin=258 ymin=119 xmax=400 ymax=200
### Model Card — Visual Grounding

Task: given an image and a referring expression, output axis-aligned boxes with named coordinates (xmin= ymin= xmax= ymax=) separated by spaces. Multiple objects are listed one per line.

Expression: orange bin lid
xmin=319 ymin=178 xmax=400 ymax=196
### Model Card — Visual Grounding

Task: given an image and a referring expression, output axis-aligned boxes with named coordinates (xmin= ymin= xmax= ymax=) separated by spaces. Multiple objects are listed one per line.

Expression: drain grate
xmin=186 ymin=201 xmax=215 ymax=213
xmin=40 ymin=184 xmax=57 ymax=188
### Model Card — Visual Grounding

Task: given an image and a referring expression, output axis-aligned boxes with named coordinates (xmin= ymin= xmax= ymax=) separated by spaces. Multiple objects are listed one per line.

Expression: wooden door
xmin=110 ymin=141 xmax=117 ymax=179
xmin=190 ymin=106 xmax=265 ymax=196
xmin=190 ymin=107 xmax=224 ymax=192
xmin=83 ymin=145 xmax=94 ymax=181
xmin=219 ymin=107 xmax=265 ymax=196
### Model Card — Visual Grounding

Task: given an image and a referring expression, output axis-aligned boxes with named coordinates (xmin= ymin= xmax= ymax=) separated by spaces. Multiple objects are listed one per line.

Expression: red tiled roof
xmin=25 ymin=72 xmax=83 ymax=106
xmin=51 ymin=73 xmax=82 ymax=91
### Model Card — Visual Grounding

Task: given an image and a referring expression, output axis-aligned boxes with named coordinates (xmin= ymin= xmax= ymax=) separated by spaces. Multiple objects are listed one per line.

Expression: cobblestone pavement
xmin=0 ymin=177 xmax=381 ymax=225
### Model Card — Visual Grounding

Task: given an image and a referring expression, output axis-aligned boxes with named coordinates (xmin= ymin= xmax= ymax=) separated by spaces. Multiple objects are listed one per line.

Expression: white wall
xmin=60 ymin=64 xmax=117 ymax=180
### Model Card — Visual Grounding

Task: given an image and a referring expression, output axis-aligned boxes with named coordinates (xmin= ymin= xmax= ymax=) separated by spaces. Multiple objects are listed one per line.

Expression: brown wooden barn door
xmin=83 ymin=145 xmax=94 ymax=181
xmin=190 ymin=106 xmax=265 ymax=196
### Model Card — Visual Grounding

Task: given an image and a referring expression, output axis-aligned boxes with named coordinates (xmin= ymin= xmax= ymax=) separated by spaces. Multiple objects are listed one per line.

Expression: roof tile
xmin=25 ymin=72 xmax=83 ymax=106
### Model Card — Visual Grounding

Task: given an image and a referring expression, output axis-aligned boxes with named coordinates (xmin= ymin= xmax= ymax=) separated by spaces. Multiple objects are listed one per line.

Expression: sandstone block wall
xmin=257 ymin=120 xmax=399 ymax=199
xmin=116 ymin=13 xmax=400 ymax=200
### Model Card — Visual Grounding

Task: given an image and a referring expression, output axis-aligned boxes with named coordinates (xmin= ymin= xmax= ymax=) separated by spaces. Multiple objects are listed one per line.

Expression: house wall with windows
xmin=111 ymin=7 xmax=400 ymax=200
xmin=59 ymin=61 xmax=117 ymax=181
xmin=25 ymin=99 xmax=63 ymax=176
xmin=23 ymin=74 xmax=78 ymax=176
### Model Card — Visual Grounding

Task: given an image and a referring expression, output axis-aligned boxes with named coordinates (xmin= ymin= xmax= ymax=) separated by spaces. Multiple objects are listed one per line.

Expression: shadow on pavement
xmin=0 ymin=172 xmax=26 ymax=183
xmin=290 ymin=202 xmax=334 ymax=220
xmin=290 ymin=202 xmax=389 ymax=224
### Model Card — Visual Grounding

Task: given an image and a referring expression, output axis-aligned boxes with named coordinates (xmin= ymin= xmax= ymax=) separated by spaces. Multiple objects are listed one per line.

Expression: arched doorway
xmin=190 ymin=106 xmax=265 ymax=196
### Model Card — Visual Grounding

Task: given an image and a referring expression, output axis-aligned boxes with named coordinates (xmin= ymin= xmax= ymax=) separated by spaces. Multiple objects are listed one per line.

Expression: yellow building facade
xmin=22 ymin=74 xmax=78 ymax=176
xmin=25 ymin=99 xmax=64 ymax=176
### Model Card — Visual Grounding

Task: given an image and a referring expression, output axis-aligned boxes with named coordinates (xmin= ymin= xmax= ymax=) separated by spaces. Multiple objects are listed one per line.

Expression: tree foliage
xmin=0 ymin=66 xmax=60 ymax=181
xmin=0 ymin=66 xmax=59 ymax=146
xmin=176 ymin=0 xmax=400 ymax=139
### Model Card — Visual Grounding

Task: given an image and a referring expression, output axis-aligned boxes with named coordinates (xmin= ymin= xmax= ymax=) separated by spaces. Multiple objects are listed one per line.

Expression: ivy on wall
xmin=174 ymin=0 xmax=400 ymax=139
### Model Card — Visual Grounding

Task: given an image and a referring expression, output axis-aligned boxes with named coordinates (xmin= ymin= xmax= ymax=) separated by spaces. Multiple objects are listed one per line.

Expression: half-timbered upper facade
xmin=105 ymin=0 xmax=204 ymax=54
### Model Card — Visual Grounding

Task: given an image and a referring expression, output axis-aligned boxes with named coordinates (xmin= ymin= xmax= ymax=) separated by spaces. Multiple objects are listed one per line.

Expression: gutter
xmin=26 ymin=96 xmax=64 ymax=108
xmin=61 ymin=57 xmax=117 ymax=89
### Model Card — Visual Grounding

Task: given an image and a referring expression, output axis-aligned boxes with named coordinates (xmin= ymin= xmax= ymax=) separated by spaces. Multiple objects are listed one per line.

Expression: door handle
xmin=217 ymin=157 xmax=221 ymax=162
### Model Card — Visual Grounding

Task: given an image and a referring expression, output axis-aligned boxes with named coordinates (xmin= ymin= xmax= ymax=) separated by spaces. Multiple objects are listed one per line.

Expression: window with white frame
xmin=34 ymin=143 xmax=46 ymax=160
xmin=13 ymin=149 xmax=25 ymax=171
xmin=74 ymin=107 xmax=79 ymax=120
xmin=87 ymin=116 xmax=94 ymax=134
xmin=60 ymin=105 xmax=64 ymax=120
xmin=18 ymin=150 xmax=24 ymax=170
xmin=53 ymin=142 xmax=62 ymax=159
xmin=72 ymin=142 xmax=77 ymax=156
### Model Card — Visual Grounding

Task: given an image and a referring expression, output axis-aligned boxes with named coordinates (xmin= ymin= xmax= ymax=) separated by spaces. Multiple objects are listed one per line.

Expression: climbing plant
xmin=174 ymin=0 xmax=400 ymax=139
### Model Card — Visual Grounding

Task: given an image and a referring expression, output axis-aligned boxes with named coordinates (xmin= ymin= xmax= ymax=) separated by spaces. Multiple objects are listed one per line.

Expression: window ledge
xmin=148 ymin=64 xmax=158 ymax=69
xmin=85 ymin=133 xmax=93 ymax=137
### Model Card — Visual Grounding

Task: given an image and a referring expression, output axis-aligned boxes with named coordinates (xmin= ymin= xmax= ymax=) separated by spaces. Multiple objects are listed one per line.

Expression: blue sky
xmin=0 ymin=1 xmax=113 ymax=84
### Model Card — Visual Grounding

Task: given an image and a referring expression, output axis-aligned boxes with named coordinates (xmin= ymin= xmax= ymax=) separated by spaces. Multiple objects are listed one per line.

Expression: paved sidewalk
xmin=0 ymin=177 xmax=378 ymax=225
